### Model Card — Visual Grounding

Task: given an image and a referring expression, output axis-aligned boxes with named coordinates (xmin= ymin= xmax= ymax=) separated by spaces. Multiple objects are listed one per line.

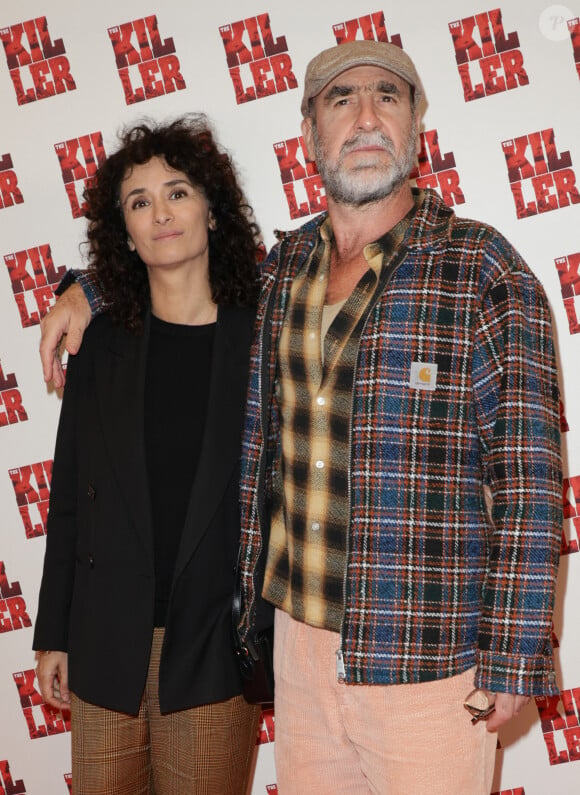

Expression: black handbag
xmin=235 ymin=624 xmax=274 ymax=706
xmin=232 ymin=564 xmax=275 ymax=707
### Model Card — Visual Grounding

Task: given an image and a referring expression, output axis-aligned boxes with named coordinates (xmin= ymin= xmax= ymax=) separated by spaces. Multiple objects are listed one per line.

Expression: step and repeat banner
xmin=1 ymin=1 xmax=579 ymax=793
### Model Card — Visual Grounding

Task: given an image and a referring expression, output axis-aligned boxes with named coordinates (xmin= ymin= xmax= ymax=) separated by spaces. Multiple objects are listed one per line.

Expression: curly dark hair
xmin=83 ymin=114 xmax=261 ymax=332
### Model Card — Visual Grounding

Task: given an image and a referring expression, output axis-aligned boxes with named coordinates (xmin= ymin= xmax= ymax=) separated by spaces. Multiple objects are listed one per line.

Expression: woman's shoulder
xmin=218 ymin=303 xmax=256 ymax=331
xmin=216 ymin=304 xmax=256 ymax=359
xmin=77 ymin=312 xmax=134 ymax=357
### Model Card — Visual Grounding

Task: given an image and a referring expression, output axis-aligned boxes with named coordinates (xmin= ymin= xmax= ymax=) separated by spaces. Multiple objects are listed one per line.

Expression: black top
xmin=145 ymin=314 xmax=215 ymax=626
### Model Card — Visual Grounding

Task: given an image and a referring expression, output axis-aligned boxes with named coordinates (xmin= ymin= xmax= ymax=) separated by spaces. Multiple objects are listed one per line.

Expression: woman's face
xmin=119 ymin=156 xmax=214 ymax=276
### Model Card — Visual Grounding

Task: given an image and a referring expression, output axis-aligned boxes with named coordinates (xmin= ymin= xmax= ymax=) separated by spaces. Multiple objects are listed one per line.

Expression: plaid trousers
xmin=70 ymin=628 xmax=260 ymax=794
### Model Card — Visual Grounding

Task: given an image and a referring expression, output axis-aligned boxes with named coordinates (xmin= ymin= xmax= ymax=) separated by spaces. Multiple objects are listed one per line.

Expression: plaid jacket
xmin=240 ymin=189 xmax=562 ymax=696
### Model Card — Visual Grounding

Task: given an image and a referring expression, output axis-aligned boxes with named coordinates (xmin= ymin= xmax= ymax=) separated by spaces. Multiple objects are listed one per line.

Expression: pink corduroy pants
xmin=273 ymin=609 xmax=497 ymax=795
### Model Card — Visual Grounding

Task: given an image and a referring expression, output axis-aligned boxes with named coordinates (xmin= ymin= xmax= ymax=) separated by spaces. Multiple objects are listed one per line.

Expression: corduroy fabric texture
xmin=273 ymin=609 xmax=497 ymax=795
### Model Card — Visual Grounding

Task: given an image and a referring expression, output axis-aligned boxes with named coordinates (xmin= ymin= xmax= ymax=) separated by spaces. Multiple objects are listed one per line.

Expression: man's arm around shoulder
xmin=40 ymin=270 xmax=102 ymax=388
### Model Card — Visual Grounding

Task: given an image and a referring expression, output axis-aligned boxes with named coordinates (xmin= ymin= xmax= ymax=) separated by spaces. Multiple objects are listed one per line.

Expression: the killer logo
xmin=0 ymin=760 xmax=26 ymax=795
xmin=0 ymin=361 xmax=28 ymax=429
xmin=0 ymin=16 xmax=75 ymax=105
xmin=560 ymin=399 xmax=570 ymax=433
xmin=537 ymin=688 xmax=580 ymax=765
xmin=257 ymin=707 xmax=275 ymax=745
xmin=555 ymin=252 xmax=580 ymax=335
xmin=219 ymin=12 xmax=297 ymax=104
xmin=491 ymin=789 xmax=525 ymax=795
xmin=411 ymin=130 xmax=465 ymax=207
xmin=569 ymin=18 xmax=580 ymax=79
xmin=273 ymin=136 xmax=326 ymax=220
xmin=0 ymin=154 xmax=24 ymax=211
xmin=332 ymin=10 xmax=402 ymax=46
xmin=0 ymin=561 xmax=31 ymax=635
xmin=54 ymin=132 xmax=107 ymax=219
xmin=449 ymin=7 xmax=528 ymax=101
xmin=13 ymin=669 xmax=70 ymax=740
xmin=502 ymin=128 xmax=580 ymax=219
xmin=8 ymin=460 xmax=52 ymax=539
xmin=562 ymin=475 xmax=580 ymax=556
xmin=108 ymin=15 xmax=186 ymax=105
xmin=4 ymin=245 xmax=66 ymax=328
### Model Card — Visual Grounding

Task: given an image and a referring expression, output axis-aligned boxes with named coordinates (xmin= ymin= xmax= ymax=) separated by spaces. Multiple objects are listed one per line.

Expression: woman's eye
xmin=131 ymin=199 xmax=148 ymax=210
xmin=170 ymin=189 xmax=188 ymax=200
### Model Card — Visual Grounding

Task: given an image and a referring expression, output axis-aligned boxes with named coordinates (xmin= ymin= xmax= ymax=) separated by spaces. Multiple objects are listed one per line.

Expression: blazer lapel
xmin=173 ymin=305 xmax=253 ymax=580
xmin=94 ymin=315 xmax=154 ymax=566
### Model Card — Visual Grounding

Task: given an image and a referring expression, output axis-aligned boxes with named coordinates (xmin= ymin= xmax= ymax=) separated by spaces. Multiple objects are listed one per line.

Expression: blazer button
xmin=88 ymin=555 xmax=94 ymax=568
xmin=87 ymin=485 xmax=96 ymax=500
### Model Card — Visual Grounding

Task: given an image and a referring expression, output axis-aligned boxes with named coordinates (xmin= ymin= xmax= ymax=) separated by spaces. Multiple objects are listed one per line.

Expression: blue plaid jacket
xmin=237 ymin=189 xmax=562 ymax=695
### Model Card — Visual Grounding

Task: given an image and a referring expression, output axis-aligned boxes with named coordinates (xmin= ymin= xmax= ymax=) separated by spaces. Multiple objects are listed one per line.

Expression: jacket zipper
xmin=246 ymin=237 xmax=301 ymax=643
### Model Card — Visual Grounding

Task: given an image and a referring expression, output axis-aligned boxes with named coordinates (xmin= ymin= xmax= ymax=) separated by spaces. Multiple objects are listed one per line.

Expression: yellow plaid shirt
xmin=263 ymin=207 xmax=415 ymax=630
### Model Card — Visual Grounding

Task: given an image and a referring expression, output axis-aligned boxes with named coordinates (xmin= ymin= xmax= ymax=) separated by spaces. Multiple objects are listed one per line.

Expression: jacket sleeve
xmin=32 ymin=349 xmax=81 ymax=651
xmin=57 ymin=268 xmax=105 ymax=317
xmin=471 ymin=242 xmax=562 ymax=696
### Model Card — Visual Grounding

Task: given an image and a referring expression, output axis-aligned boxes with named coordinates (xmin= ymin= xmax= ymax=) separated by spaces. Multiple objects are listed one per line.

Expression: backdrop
xmin=1 ymin=1 xmax=579 ymax=793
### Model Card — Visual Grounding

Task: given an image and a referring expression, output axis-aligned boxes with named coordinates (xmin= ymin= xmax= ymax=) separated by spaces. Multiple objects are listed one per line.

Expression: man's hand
xmin=36 ymin=651 xmax=70 ymax=711
xmin=485 ymin=692 xmax=530 ymax=732
xmin=40 ymin=283 xmax=91 ymax=388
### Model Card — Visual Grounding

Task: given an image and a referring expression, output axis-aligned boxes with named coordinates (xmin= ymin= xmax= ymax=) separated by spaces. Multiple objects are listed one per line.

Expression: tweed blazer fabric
xmin=238 ymin=189 xmax=562 ymax=696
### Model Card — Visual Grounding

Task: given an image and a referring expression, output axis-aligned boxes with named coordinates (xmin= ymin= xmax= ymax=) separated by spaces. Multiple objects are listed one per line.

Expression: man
xmin=41 ymin=42 xmax=561 ymax=794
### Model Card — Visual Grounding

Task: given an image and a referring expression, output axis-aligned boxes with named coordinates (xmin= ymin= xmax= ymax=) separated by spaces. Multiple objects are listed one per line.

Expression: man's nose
xmin=355 ymin=96 xmax=380 ymax=129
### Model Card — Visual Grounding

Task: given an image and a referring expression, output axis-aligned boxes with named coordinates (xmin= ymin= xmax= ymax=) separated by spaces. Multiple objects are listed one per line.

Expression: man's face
xmin=301 ymin=65 xmax=419 ymax=206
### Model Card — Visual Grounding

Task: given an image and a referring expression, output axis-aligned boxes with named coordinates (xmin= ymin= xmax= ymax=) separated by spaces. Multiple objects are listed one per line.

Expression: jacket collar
xmin=274 ymin=188 xmax=455 ymax=253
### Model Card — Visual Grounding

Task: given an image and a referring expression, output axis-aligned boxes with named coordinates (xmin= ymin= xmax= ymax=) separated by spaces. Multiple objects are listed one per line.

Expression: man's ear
xmin=301 ymin=116 xmax=316 ymax=162
xmin=415 ymin=111 xmax=422 ymax=156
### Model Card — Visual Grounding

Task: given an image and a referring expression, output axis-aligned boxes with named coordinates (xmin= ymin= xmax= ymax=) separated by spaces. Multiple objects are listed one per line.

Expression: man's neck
xmin=327 ymin=183 xmax=414 ymax=262
xmin=323 ymin=184 xmax=414 ymax=305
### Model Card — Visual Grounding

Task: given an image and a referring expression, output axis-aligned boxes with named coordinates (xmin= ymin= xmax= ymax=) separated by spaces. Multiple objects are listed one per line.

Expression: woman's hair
xmin=83 ymin=114 xmax=261 ymax=332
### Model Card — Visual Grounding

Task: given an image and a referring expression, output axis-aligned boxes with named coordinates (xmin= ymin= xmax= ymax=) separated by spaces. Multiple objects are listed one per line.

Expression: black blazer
xmin=33 ymin=305 xmax=255 ymax=715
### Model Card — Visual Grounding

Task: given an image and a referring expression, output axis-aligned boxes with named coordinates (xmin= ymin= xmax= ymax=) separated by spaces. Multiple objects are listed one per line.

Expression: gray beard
xmin=313 ymin=124 xmax=417 ymax=207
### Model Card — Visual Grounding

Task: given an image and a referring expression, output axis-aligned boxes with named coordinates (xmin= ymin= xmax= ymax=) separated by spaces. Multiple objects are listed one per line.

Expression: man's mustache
xmin=340 ymin=132 xmax=395 ymax=156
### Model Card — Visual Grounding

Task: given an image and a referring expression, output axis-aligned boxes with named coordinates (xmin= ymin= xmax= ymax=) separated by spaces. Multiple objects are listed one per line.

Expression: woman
xmin=33 ymin=115 xmax=262 ymax=794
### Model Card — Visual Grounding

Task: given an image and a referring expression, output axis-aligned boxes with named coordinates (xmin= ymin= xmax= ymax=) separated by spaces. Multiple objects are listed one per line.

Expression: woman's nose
xmin=153 ymin=200 xmax=173 ymax=224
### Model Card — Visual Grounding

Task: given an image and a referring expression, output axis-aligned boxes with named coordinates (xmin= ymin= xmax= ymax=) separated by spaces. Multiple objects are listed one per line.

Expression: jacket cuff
xmin=56 ymin=269 xmax=105 ymax=318
xmin=475 ymin=648 xmax=559 ymax=696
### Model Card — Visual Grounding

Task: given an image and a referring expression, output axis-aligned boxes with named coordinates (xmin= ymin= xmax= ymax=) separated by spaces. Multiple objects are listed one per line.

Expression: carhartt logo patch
xmin=410 ymin=361 xmax=438 ymax=391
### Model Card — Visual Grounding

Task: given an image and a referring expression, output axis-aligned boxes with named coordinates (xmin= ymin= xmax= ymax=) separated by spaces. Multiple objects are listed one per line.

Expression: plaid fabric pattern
xmin=265 ymin=213 xmax=414 ymax=631
xmin=71 ymin=629 xmax=260 ymax=795
xmin=238 ymin=189 xmax=562 ymax=696
xmin=70 ymin=268 xmax=106 ymax=316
